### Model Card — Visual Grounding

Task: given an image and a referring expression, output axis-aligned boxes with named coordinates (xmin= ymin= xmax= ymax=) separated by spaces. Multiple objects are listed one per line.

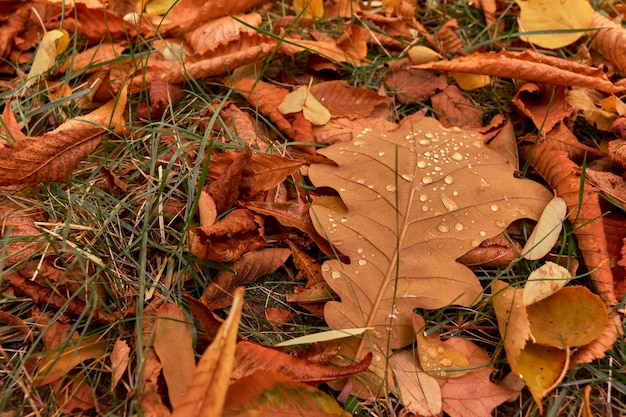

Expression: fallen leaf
xmin=279 ymin=86 xmax=331 ymax=125
xmin=24 ymin=29 xmax=70 ymax=88
xmin=189 ymin=208 xmax=266 ymax=263
xmin=390 ymin=350 xmax=442 ymax=416
xmin=222 ymin=370 xmax=350 ymax=417
xmin=201 ymin=248 xmax=291 ymax=309
xmin=516 ymin=0 xmax=593 ymax=49
xmin=110 ymin=338 xmax=130 ymax=390
xmin=510 ymin=342 xmax=568 ymax=413
xmin=231 ymin=340 xmax=372 ymax=384
xmin=171 ymin=287 xmax=244 ymax=417
xmin=154 ymin=303 xmax=196 ymax=409
xmin=415 ymin=50 xmax=625 ymax=94
xmin=590 ymin=11 xmax=626 ymax=74
xmin=437 ymin=337 xmax=520 ymax=417
xmin=294 ymin=0 xmax=324 ymax=18
xmin=413 ymin=314 xmax=471 ymax=379
xmin=522 ymin=196 xmax=567 ymax=260
xmin=522 ymin=261 xmax=571 ymax=306
xmin=275 ymin=328 xmax=372 ymax=347
xmin=265 ymin=307 xmax=292 ymax=327
xmin=308 ymin=117 xmax=551 ymax=399
xmin=450 ymin=72 xmax=491 ymax=91
xmin=567 ymin=88 xmax=617 ymax=131
xmin=513 ymin=83 xmax=570 ymax=134
xmin=526 ymin=286 xmax=608 ymax=348
xmin=35 ymin=335 xmax=108 ymax=386
xmin=408 ymin=45 xmax=441 ymax=65
xmin=309 ymin=80 xmax=389 ymax=120
xmin=492 ymin=281 xmax=531 ymax=366
xmin=430 ymin=85 xmax=483 ymax=129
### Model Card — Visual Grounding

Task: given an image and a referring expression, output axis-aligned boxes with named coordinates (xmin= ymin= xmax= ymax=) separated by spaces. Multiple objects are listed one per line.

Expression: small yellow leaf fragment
xmin=25 ymin=29 xmax=70 ymax=88
xmin=278 ymin=86 xmax=331 ymax=125
xmin=144 ymin=0 xmax=178 ymax=15
xmin=408 ymin=45 xmax=441 ymax=65
xmin=451 ymin=72 xmax=491 ymax=90
xmin=522 ymin=196 xmax=566 ymax=260
xmin=516 ymin=0 xmax=593 ymax=49
xmin=412 ymin=314 xmax=470 ymax=379
xmin=523 ymin=261 xmax=571 ymax=306
xmin=293 ymin=0 xmax=324 ymax=18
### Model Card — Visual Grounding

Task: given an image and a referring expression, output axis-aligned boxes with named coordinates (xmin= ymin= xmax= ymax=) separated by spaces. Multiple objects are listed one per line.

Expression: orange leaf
xmin=222 ymin=370 xmax=350 ymax=417
xmin=154 ymin=304 xmax=197 ymax=409
xmin=415 ymin=50 xmax=625 ymax=94
xmin=171 ymin=287 xmax=244 ymax=417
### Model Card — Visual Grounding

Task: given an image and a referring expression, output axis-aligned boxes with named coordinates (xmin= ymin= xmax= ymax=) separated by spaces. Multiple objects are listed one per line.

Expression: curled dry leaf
xmin=430 ymin=85 xmax=483 ymax=129
xmin=278 ymin=86 xmax=331 ymax=125
xmin=308 ymin=117 xmax=551 ymax=399
xmin=456 ymin=233 xmax=522 ymax=267
xmin=520 ymin=143 xmax=618 ymax=307
xmin=415 ymin=50 xmax=625 ymax=94
xmin=309 ymin=80 xmax=389 ymax=120
xmin=513 ymin=83 xmax=569 ymax=134
xmin=231 ymin=340 xmax=372 ymax=384
xmin=590 ymin=11 xmax=626 ymax=75
xmin=201 ymin=248 xmax=291 ymax=309
xmin=189 ymin=208 xmax=266 ymax=262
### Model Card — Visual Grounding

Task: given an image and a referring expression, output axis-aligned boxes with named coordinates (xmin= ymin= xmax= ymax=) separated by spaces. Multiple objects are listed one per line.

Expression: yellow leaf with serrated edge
xmin=293 ymin=0 xmax=324 ymax=18
xmin=516 ymin=0 xmax=593 ymax=49
xmin=522 ymin=196 xmax=566 ymax=260
xmin=25 ymin=29 xmax=70 ymax=88
xmin=278 ymin=86 xmax=331 ymax=125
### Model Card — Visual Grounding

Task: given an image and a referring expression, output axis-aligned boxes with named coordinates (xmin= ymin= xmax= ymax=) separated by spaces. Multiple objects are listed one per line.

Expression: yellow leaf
xmin=523 ymin=261 xmax=571 ymax=306
xmin=491 ymin=281 xmax=532 ymax=367
xmin=144 ymin=0 xmax=177 ymax=15
xmin=451 ymin=72 xmax=491 ymax=90
xmin=275 ymin=327 xmax=373 ymax=347
xmin=278 ymin=86 xmax=331 ymax=125
xmin=522 ymin=196 xmax=567 ymax=260
xmin=25 ymin=29 xmax=70 ymax=88
xmin=526 ymin=286 xmax=608 ymax=348
xmin=510 ymin=342 xmax=568 ymax=413
xmin=413 ymin=314 xmax=471 ymax=378
xmin=516 ymin=0 xmax=593 ymax=49
xmin=35 ymin=335 xmax=107 ymax=386
xmin=408 ymin=46 xmax=441 ymax=65
xmin=293 ymin=0 xmax=324 ymax=18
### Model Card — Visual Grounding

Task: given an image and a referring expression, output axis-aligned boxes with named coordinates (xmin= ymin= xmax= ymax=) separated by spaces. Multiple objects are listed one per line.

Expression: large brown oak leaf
xmin=308 ymin=116 xmax=552 ymax=400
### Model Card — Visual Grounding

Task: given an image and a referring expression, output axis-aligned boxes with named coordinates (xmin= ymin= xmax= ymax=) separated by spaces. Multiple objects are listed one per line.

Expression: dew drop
xmin=339 ymin=187 xmax=346 ymax=192
xmin=340 ymin=217 xmax=348 ymax=223
xmin=417 ymin=160 xmax=427 ymax=168
xmin=401 ymin=173 xmax=415 ymax=181
xmin=418 ymin=139 xmax=430 ymax=146
xmin=451 ymin=152 xmax=463 ymax=161
xmin=440 ymin=194 xmax=459 ymax=212
xmin=454 ymin=222 xmax=464 ymax=231
xmin=444 ymin=175 xmax=454 ymax=184
xmin=353 ymin=140 xmax=367 ymax=146
xmin=358 ymin=259 xmax=367 ymax=266
xmin=322 ymin=264 xmax=330 ymax=272
xmin=471 ymin=239 xmax=481 ymax=247
xmin=439 ymin=358 xmax=453 ymax=366
xmin=471 ymin=140 xmax=483 ymax=148
xmin=496 ymin=219 xmax=507 ymax=228
xmin=331 ymin=271 xmax=341 ymax=279
xmin=356 ymin=179 xmax=366 ymax=184
xmin=437 ymin=223 xmax=450 ymax=233
xmin=421 ymin=176 xmax=433 ymax=184
xmin=378 ymin=151 xmax=386 ymax=156
xmin=422 ymin=205 xmax=429 ymax=211
xmin=452 ymin=190 xmax=459 ymax=196
xmin=419 ymin=194 xmax=428 ymax=202
xmin=490 ymin=204 xmax=499 ymax=212
xmin=386 ymin=185 xmax=397 ymax=192
xmin=425 ymin=132 xmax=434 ymax=139
xmin=357 ymin=248 xmax=364 ymax=254
xmin=427 ymin=347 xmax=439 ymax=358
xmin=480 ymin=230 xmax=487 ymax=237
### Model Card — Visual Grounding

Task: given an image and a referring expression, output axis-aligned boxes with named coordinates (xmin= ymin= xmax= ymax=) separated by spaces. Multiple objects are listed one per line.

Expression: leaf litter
xmin=0 ymin=0 xmax=625 ymax=416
